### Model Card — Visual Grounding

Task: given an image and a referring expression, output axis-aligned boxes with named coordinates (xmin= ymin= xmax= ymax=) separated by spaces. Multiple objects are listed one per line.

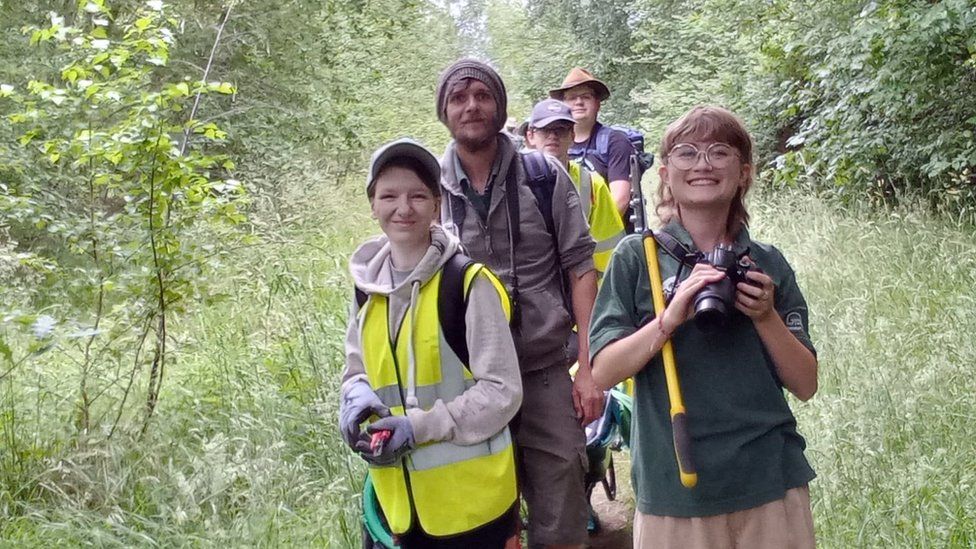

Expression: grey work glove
xmin=355 ymin=415 xmax=415 ymax=466
xmin=339 ymin=381 xmax=389 ymax=450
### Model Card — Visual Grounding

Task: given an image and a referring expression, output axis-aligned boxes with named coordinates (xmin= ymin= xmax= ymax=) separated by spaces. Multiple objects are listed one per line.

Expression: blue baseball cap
xmin=529 ymin=99 xmax=576 ymax=129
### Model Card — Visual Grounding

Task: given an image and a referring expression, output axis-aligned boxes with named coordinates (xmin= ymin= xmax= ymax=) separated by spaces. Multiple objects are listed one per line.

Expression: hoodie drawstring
xmin=404 ymin=279 xmax=421 ymax=408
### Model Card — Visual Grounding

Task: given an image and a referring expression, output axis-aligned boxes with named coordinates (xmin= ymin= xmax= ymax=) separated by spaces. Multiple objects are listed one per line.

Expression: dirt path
xmin=586 ymin=451 xmax=634 ymax=549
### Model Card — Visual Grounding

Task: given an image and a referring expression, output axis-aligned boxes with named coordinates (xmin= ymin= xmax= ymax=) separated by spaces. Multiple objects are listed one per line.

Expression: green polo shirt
xmin=454 ymin=150 xmax=503 ymax=223
xmin=589 ymin=220 xmax=816 ymax=517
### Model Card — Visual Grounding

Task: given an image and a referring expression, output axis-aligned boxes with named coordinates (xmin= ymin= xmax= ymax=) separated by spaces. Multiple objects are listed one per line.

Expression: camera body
xmin=693 ymin=244 xmax=760 ymax=331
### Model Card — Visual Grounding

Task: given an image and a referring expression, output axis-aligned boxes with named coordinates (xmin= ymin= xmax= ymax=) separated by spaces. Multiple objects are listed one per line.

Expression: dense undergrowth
xmin=3 ymin=177 xmax=975 ymax=547
xmin=749 ymin=192 xmax=976 ymax=547
xmin=2 ymin=0 xmax=974 ymax=547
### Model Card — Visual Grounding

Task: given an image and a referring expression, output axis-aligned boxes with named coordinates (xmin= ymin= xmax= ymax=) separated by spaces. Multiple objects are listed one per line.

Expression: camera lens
xmin=693 ymin=277 xmax=735 ymax=331
xmin=694 ymin=295 xmax=729 ymax=331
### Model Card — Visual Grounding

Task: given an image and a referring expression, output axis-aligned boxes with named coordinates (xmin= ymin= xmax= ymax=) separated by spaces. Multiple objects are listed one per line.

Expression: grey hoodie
xmin=341 ymin=225 xmax=522 ymax=446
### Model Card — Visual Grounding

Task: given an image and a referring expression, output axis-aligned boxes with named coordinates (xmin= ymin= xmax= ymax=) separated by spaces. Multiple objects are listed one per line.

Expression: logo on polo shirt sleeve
xmin=785 ymin=311 xmax=804 ymax=333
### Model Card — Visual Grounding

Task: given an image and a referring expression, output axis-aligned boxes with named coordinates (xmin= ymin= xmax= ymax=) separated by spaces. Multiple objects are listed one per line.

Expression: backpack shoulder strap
xmin=521 ymin=151 xmax=557 ymax=238
xmin=438 ymin=252 xmax=476 ymax=367
xmin=521 ymin=151 xmax=574 ymax=318
xmin=447 ymin=193 xmax=467 ymax=239
xmin=595 ymin=125 xmax=612 ymax=160
xmin=501 ymin=154 xmax=522 ymax=248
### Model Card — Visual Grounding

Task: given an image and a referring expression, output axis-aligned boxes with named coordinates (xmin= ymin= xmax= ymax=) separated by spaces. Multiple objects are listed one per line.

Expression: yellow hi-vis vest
xmin=358 ymin=261 xmax=517 ymax=537
xmin=569 ymin=161 xmax=626 ymax=280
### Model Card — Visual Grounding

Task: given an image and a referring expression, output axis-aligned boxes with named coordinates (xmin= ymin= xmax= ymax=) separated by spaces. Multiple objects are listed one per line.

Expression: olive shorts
xmin=514 ymin=364 xmax=588 ymax=547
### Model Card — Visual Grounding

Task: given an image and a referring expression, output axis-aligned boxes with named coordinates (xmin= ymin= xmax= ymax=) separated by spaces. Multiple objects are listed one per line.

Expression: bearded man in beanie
xmin=436 ymin=58 xmax=602 ymax=549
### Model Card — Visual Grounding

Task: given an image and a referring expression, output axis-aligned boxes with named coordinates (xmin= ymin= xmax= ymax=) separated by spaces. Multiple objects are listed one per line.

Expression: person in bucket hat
xmin=550 ymin=68 xmax=636 ymax=221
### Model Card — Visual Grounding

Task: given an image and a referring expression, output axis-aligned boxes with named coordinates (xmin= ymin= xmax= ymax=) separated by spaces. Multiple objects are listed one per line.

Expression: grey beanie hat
xmin=435 ymin=58 xmax=508 ymax=134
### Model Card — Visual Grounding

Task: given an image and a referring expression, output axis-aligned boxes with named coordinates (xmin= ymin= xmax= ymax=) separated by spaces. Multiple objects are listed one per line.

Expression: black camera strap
xmin=651 ymin=230 xmax=694 ymax=264
xmin=649 ymin=230 xmax=701 ymax=304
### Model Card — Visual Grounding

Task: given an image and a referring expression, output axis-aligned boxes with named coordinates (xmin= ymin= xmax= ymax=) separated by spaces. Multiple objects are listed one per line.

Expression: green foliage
xmin=524 ymin=0 xmax=649 ymax=122
xmin=764 ymin=0 xmax=976 ymax=220
xmin=485 ymin=0 xmax=585 ymax=116
xmin=626 ymin=0 xmax=763 ymax=151
xmin=2 ymin=152 xmax=372 ymax=547
xmin=2 ymin=0 xmax=462 ymax=543
xmin=0 ymin=0 xmax=246 ymax=496
xmin=749 ymin=190 xmax=976 ymax=547
xmin=487 ymin=0 xmax=654 ymax=125
xmin=514 ymin=0 xmax=976 ymax=218
xmin=182 ymin=0 xmax=461 ymax=223
xmin=3 ymin=0 xmax=975 ymax=545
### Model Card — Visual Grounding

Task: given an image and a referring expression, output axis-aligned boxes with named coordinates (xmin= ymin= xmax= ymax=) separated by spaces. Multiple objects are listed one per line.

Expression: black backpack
xmin=577 ymin=124 xmax=653 ymax=183
xmin=355 ymin=253 xmax=479 ymax=365
xmin=597 ymin=124 xmax=646 ymax=155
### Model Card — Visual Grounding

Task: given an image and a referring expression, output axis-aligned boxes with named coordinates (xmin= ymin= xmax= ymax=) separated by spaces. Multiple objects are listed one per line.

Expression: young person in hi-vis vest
xmin=525 ymin=98 xmax=626 ymax=282
xmin=339 ymin=138 xmax=523 ymax=548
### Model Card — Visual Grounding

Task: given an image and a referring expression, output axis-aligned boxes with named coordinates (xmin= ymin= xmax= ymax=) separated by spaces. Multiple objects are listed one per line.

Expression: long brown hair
xmin=656 ymin=106 xmax=754 ymax=236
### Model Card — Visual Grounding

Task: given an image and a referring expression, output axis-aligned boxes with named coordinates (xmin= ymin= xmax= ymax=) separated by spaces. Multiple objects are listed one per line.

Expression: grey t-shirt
xmin=391 ymin=266 xmax=411 ymax=288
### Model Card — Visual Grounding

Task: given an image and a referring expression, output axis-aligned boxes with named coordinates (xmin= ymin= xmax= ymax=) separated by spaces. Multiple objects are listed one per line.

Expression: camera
xmin=693 ymin=244 xmax=760 ymax=331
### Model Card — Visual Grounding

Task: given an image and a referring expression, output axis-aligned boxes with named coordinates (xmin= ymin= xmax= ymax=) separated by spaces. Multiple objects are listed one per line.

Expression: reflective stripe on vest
xmin=579 ymin=167 xmax=593 ymax=221
xmin=358 ymin=266 xmax=517 ymax=537
xmin=569 ymin=162 xmax=627 ymax=279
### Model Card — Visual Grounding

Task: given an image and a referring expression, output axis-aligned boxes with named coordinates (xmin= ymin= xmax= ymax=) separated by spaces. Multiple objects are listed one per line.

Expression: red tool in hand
xmin=370 ymin=429 xmax=392 ymax=457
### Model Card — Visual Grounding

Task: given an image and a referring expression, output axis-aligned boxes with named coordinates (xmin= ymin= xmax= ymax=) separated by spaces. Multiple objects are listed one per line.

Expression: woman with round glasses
xmin=588 ymin=106 xmax=819 ymax=548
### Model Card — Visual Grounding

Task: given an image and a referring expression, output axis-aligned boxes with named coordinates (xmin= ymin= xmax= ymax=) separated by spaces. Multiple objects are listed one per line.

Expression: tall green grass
xmin=2 ymin=180 xmax=974 ymax=547
xmin=1 ymin=171 xmax=376 ymax=547
xmin=750 ymin=191 xmax=976 ymax=547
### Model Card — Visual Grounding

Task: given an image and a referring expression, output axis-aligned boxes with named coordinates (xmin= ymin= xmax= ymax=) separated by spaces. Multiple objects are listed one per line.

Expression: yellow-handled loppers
xmin=629 ymin=153 xmax=697 ymax=489
xmin=642 ymin=234 xmax=698 ymax=488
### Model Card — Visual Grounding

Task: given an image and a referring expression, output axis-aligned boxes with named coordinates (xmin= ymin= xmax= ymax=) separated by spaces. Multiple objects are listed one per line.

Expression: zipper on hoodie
xmin=386 ymin=300 xmax=420 ymax=531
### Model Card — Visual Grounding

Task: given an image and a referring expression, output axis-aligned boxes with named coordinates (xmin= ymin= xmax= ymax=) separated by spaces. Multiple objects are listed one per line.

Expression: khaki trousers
xmin=633 ymin=485 xmax=815 ymax=549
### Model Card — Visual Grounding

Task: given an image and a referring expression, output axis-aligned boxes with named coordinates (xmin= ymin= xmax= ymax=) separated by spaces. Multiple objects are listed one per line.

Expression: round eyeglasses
xmin=667 ymin=143 xmax=740 ymax=170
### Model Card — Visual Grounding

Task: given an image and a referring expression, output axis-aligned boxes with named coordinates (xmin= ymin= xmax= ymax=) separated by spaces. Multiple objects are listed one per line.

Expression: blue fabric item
xmin=340 ymin=381 xmax=389 ymax=450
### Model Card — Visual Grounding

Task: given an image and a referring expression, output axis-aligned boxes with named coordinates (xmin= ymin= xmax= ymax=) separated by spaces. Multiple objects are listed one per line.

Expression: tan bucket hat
xmin=549 ymin=67 xmax=610 ymax=101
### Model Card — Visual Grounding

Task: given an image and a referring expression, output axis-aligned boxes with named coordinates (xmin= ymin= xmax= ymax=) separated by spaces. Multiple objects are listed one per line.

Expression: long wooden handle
xmin=643 ymin=233 xmax=698 ymax=488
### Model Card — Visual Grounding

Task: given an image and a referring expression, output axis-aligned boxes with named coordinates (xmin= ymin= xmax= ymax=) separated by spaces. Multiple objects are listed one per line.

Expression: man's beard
xmin=453 ymin=121 xmax=498 ymax=152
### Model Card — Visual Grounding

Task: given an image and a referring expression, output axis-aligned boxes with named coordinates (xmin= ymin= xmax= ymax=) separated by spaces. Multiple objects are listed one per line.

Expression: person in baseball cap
xmin=525 ymin=98 xmax=577 ymax=160
xmin=345 ymin=135 xmax=524 ymax=548
xmin=366 ymin=137 xmax=441 ymax=199
xmin=525 ymin=99 xmax=625 ymax=282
